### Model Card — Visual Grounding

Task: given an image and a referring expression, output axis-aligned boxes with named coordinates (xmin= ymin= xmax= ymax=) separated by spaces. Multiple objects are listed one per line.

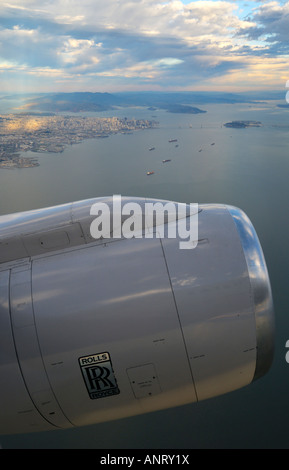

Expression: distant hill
xmin=22 ymin=92 xmax=122 ymax=112
xmin=1 ymin=90 xmax=285 ymax=114
xmin=163 ymin=104 xmax=206 ymax=114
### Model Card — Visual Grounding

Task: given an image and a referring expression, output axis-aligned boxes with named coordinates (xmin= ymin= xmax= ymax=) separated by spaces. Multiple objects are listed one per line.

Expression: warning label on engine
xmin=79 ymin=352 xmax=120 ymax=400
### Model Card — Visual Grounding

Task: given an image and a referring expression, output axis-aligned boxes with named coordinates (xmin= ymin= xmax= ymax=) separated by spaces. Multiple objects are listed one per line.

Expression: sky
xmin=0 ymin=0 xmax=288 ymax=93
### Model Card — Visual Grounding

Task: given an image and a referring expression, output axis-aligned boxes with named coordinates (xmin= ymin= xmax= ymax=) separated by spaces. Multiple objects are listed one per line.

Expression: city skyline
xmin=0 ymin=0 xmax=288 ymax=94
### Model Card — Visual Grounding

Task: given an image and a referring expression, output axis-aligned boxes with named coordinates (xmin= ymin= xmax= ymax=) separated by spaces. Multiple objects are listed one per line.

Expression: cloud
xmin=237 ymin=1 xmax=289 ymax=52
xmin=0 ymin=0 xmax=287 ymax=91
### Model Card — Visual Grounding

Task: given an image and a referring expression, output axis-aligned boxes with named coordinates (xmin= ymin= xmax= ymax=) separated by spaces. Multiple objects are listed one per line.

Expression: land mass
xmin=1 ymin=90 xmax=265 ymax=115
xmin=0 ymin=114 xmax=157 ymax=168
xmin=224 ymin=120 xmax=262 ymax=128
xmin=1 ymin=90 xmax=285 ymax=116
xmin=3 ymin=92 xmax=208 ymax=114
xmin=164 ymin=104 xmax=206 ymax=114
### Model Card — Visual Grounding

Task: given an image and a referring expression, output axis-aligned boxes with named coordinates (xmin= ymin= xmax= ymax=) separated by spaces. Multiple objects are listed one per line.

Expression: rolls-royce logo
xmin=79 ymin=352 xmax=120 ymax=399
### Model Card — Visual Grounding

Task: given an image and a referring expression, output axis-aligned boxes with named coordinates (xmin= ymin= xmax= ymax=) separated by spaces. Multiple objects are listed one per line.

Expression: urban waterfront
xmin=0 ymin=113 xmax=157 ymax=168
xmin=1 ymin=101 xmax=289 ymax=448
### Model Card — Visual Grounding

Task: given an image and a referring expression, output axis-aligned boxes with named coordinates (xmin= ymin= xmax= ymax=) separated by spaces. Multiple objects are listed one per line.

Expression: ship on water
xmin=147 ymin=171 xmax=154 ymax=175
xmin=168 ymin=139 xmax=177 ymax=143
xmin=162 ymin=159 xmax=171 ymax=163
xmin=149 ymin=147 xmax=155 ymax=151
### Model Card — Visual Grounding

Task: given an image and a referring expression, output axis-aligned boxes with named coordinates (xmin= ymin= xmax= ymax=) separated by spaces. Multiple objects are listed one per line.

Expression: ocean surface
xmin=1 ymin=101 xmax=289 ymax=448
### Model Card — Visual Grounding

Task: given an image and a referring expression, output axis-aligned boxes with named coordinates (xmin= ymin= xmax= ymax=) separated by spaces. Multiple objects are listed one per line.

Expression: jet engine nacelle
xmin=0 ymin=197 xmax=274 ymax=434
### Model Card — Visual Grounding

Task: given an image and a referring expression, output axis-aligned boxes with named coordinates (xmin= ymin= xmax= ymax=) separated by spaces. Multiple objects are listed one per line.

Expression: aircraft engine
xmin=0 ymin=197 xmax=274 ymax=434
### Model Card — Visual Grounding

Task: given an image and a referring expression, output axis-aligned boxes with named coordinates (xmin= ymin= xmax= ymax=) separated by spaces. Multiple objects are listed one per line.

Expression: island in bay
xmin=224 ymin=120 xmax=262 ymax=128
xmin=0 ymin=113 xmax=158 ymax=169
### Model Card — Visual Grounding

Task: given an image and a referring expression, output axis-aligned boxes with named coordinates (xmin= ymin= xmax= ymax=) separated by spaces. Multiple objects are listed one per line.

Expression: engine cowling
xmin=0 ymin=197 xmax=274 ymax=434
